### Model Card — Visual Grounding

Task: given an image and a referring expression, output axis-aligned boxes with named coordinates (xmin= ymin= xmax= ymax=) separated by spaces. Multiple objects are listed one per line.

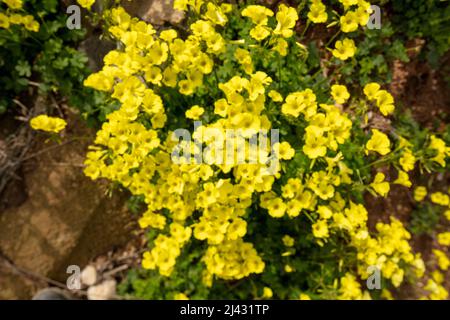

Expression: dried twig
xmin=0 ymin=249 xmax=87 ymax=297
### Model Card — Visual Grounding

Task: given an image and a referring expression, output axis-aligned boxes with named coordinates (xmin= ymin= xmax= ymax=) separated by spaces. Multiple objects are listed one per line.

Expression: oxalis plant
xmin=79 ymin=1 xmax=450 ymax=300
xmin=0 ymin=0 xmax=113 ymax=123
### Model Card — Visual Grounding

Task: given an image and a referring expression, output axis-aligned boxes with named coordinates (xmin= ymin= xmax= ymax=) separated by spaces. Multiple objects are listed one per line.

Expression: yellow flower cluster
xmin=142 ymin=223 xmax=192 ymax=276
xmin=3 ymin=0 xmax=22 ymax=10
xmin=281 ymin=90 xmax=353 ymax=160
xmin=81 ymin=2 xmax=446 ymax=298
xmin=83 ymin=5 xmax=290 ymax=281
xmin=268 ymin=168 xmax=423 ymax=289
xmin=429 ymin=135 xmax=450 ymax=167
xmin=284 ymin=182 xmax=424 ymax=289
xmin=203 ymin=239 xmax=264 ymax=281
xmin=307 ymin=0 xmax=371 ymax=33
xmin=354 ymin=218 xmax=425 ymax=287
xmin=339 ymin=0 xmax=371 ymax=32
xmin=433 ymin=249 xmax=449 ymax=271
xmin=241 ymin=4 xmax=298 ymax=56
xmin=0 ymin=0 xmax=39 ymax=32
xmin=0 ymin=12 xmax=39 ymax=32
xmin=364 ymin=83 xmax=395 ymax=116
xmin=424 ymin=277 xmax=448 ymax=300
xmin=338 ymin=273 xmax=371 ymax=300
xmin=30 ymin=115 xmax=67 ymax=133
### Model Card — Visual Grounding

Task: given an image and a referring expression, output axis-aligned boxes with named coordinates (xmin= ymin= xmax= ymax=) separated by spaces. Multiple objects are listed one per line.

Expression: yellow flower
xmin=308 ymin=2 xmax=328 ymax=24
xmin=312 ymin=220 xmax=329 ymax=238
xmin=267 ymin=198 xmax=287 ymax=218
xmin=340 ymin=11 xmax=359 ymax=33
xmin=4 ymin=0 xmax=23 ymax=9
xmin=399 ymin=150 xmax=416 ymax=172
xmin=273 ymin=38 xmax=289 ymax=56
xmin=77 ymin=0 xmax=96 ymax=10
xmin=284 ymin=264 xmax=294 ymax=272
xmin=145 ymin=66 xmax=163 ymax=85
xmin=262 ymin=287 xmax=273 ymax=299
xmin=366 ymin=129 xmax=391 ymax=156
xmin=241 ymin=5 xmax=274 ymax=25
xmin=268 ymin=90 xmax=283 ymax=102
xmin=234 ymin=48 xmax=252 ymax=65
xmin=214 ymin=99 xmax=229 ymax=117
xmin=282 ymin=235 xmax=295 ymax=247
xmin=227 ymin=218 xmax=247 ymax=240
xmin=339 ymin=0 xmax=358 ymax=7
xmin=249 ymin=25 xmax=271 ymax=41
xmin=394 ymin=170 xmax=411 ymax=188
xmin=430 ymin=192 xmax=449 ymax=206
xmin=413 ymin=186 xmax=427 ymax=202
xmin=174 ymin=293 xmax=189 ymax=300
xmin=273 ymin=4 xmax=298 ymax=38
xmin=381 ymin=289 xmax=394 ymax=300
xmin=429 ymin=135 xmax=448 ymax=167
xmin=339 ymin=273 xmax=366 ymax=300
xmin=356 ymin=5 xmax=371 ymax=26
xmin=317 ymin=205 xmax=333 ymax=220
xmin=274 ymin=141 xmax=295 ymax=160
xmin=299 ymin=293 xmax=311 ymax=300
xmin=437 ymin=232 xmax=450 ymax=246
xmin=331 ymin=84 xmax=350 ymax=104
xmin=160 ymin=29 xmax=178 ymax=42
xmin=151 ymin=112 xmax=167 ymax=129
xmin=375 ymin=90 xmax=395 ymax=116
xmin=303 ymin=126 xmax=327 ymax=159
xmin=173 ymin=0 xmax=188 ymax=11
xmin=179 ymin=79 xmax=196 ymax=95
xmin=433 ymin=249 xmax=449 ymax=271
xmin=370 ymin=172 xmax=390 ymax=197
xmin=432 ymin=270 xmax=444 ymax=284
xmin=0 ymin=13 xmax=10 ymax=29
xmin=363 ymin=82 xmax=381 ymax=100
xmin=9 ymin=14 xmax=23 ymax=25
xmin=30 ymin=115 xmax=67 ymax=133
xmin=203 ymin=3 xmax=228 ymax=26
xmin=185 ymin=105 xmax=205 ymax=120
xmin=332 ymin=38 xmax=357 ymax=61
xmin=21 ymin=15 xmax=39 ymax=32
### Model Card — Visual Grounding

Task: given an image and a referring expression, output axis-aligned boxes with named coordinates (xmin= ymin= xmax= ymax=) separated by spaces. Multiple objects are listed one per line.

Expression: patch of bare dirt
xmin=389 ymin=46 xmax=450 ymax=129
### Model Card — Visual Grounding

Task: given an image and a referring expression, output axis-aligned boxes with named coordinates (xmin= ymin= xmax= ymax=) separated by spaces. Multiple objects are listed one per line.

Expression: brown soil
xmin=0 ymin=107 xmax=137 ymax=299
xmin=390 ymin=48 xmax=450 ymax=128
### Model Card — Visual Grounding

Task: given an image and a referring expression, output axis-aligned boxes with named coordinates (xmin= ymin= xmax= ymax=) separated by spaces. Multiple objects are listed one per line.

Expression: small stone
xmin=81 ymin=265 xmax=98 ymax=286
xmin=87 ymin=280 xmax=116 ymax=300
